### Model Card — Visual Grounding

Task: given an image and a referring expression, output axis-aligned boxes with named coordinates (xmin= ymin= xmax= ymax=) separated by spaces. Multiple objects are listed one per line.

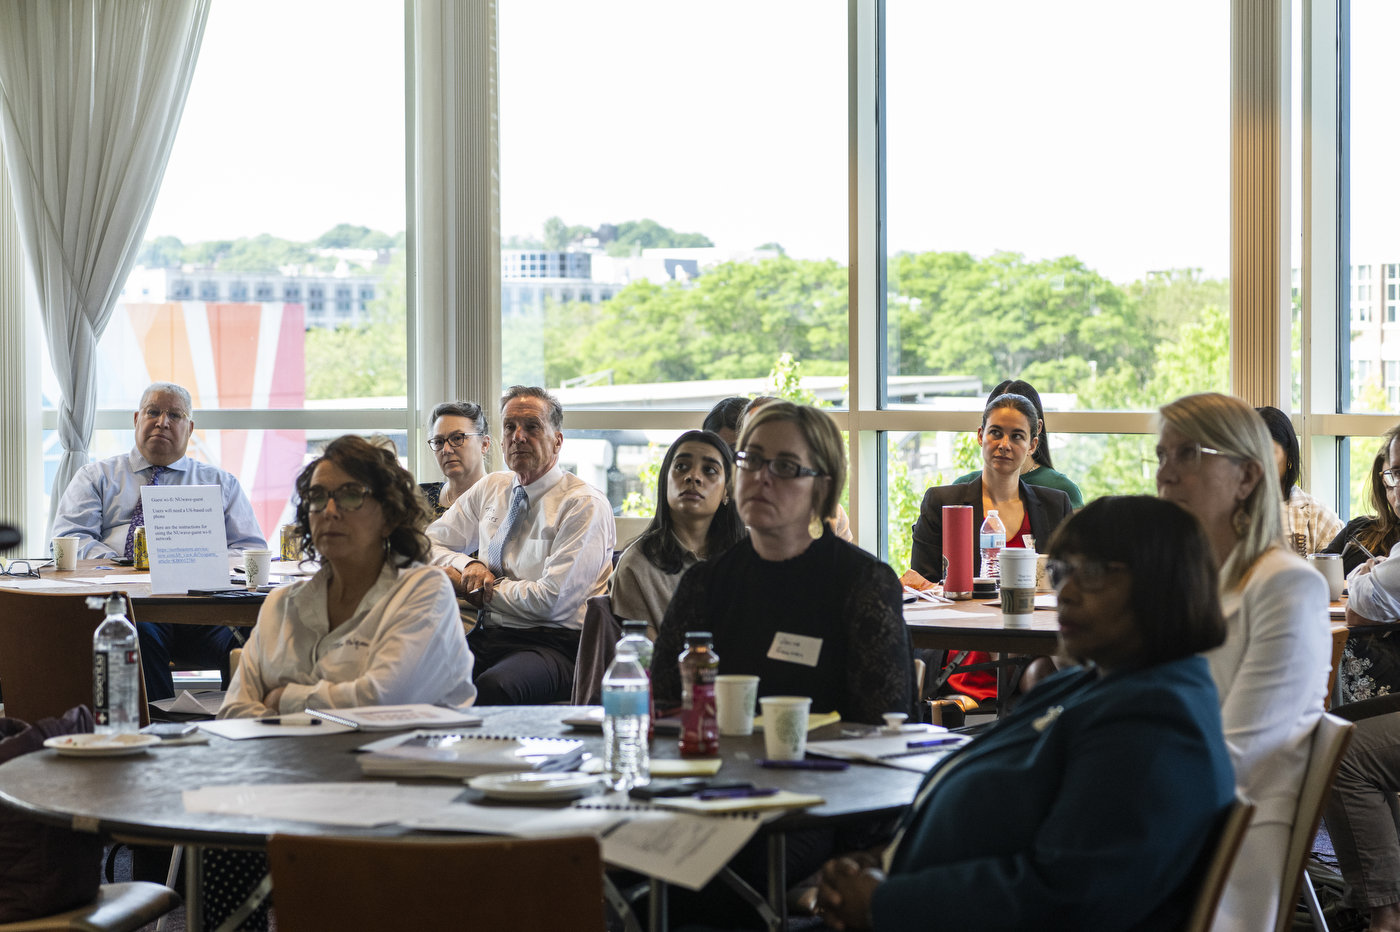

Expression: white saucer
xmin=467 ymin=771 xmax=603 ymax=801
xmin=44 ymin=733 xmax=161 ymax=757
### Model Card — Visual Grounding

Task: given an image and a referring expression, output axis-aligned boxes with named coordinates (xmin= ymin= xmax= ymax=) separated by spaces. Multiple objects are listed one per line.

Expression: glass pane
xmin=500 ymin=2 xmax=847 ymax=408
xmin=91 ymin=0 xmax=406 ymax=412
xmin=1345 ymin=1 xmax=1400 ymax=413
xmin=560 ymin=430 xmax=685 ymax=516
xmin=42 ymin=427 xmax=404 ymax=543
xmin=884 ymin=2 xmax=1229 ymax=411
xmin=1344 ymin=434 xmax=1391 ymax=521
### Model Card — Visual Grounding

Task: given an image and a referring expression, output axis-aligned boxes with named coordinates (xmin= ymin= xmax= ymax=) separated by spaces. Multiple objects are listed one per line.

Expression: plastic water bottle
xmin=616 ymin=621 xmax=655 ymax=740
xmin=602 ymin=648 xmax=651 ymax=790
xmin=980 ymin=510 xmax=1007 ymax=579
xmin=88 ymin=592 xmax=140 ymax=734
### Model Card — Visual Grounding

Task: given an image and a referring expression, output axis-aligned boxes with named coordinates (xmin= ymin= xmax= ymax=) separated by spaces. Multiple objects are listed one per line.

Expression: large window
xmin=882 ymin=1 xmax=1229 ymax=414
xmin=498 ymin=0 xmax=848 ymax=409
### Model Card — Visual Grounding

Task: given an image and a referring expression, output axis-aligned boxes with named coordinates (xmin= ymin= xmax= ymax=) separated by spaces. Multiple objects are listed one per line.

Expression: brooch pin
xmin=1032 ymin=705 xmax=1064 ymax=733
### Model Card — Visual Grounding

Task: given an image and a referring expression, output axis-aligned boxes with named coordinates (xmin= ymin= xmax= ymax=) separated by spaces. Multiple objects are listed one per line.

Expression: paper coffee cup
xmin=715 ymin=675 xmax=760 ymax=736
xmin=51 ymin=537 xmax=80 ymax=571
xmin=244 ymin=549 xmax=274 ymax=590
xmin=998 ymin=549 xmax=1038 ymax=626
xmin=759 ymin=695 xmax=812 ymax=761
xmin=1308 ymin=553 xmax=1345 ymax=602
xmin=1035 ymin=553 xmax=1050 ymax=589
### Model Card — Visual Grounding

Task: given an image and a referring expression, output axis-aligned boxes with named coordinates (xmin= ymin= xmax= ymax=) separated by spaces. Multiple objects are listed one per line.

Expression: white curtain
xmin=0 ymin=0 xmax=210 ymax=528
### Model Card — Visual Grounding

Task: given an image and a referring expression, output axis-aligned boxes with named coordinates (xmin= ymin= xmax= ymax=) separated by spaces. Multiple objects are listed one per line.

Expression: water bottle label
xmin=980 ymin=534 xmax=1005 ymax=549
xmin=93 ymin=651 xmax=109 ymax=725
xmin=603 ymin=690 xmax=650 ymax=717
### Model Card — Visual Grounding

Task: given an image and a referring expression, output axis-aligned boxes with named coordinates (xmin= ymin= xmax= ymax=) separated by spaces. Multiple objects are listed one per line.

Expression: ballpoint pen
xmin=906 ymin=737 xmax=965 ymax=749
xmin=1351 ymin=536 xmax=1378 ymax=560
xmin=695 ymin=786 xmax=781 ymax=801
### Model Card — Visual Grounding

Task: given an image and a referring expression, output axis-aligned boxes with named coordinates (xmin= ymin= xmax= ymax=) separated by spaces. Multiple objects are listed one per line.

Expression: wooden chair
xmin=1180 ymin=796 xmax=1255 ymax=932
xmin=0 ymin=591 xmax=149 ymax=727
xmin=267 ymin=834 xmax=605 ymax=932
xmin=1272 ymin=712 xmax=1355 ymax=932
xmin=0 ymin=882 xmax=180 ymax=932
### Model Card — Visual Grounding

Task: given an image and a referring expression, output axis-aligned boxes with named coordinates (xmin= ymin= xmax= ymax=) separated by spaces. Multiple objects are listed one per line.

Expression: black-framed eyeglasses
xmin=0 ymin=560 xmax=40 ymax=579
xmin=1382 ymin=469 xmax=1400 ymax=489
xmin=428 ymin=431 xmax=484 ymax=452
xmin=1154 ymin=442 xmax=1223 ymax=471
xmin=305 ymin=484 xmax=372 ymax=513
xmin=1046 ymin=558 xmax=1127 ymax=593
xmin=734 ymin=450 xmax=822 ymax=480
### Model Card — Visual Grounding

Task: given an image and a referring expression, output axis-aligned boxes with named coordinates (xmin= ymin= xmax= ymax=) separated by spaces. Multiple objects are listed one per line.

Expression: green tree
xmin=315 ymin=224 xmax=395 ymax=250
xmin=767 ymin=353 xmax=821 ymax=405
xmin=886 ymin=436 xmax=922 ymax=574
xmin=304 ymin=251 xmax=407 ymax=400
xmin=542 ymin=216 xmax=594 ymax=251
xmin=137 ymin=235 xmax=184 ymax=268
xmin=605 ymin=218 xmax=714 ymax=257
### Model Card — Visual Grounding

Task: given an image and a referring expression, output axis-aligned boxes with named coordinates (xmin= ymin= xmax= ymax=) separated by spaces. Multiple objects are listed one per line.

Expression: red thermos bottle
xmin=942 ymin=504 xmax=974 ymax=600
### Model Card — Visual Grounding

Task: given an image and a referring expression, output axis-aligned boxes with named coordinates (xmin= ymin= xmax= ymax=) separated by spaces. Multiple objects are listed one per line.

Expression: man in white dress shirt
xmin=428 ymin=386 xmax=615 ymax=704
xmin=52 ymin=381 xmax=266 ymax=700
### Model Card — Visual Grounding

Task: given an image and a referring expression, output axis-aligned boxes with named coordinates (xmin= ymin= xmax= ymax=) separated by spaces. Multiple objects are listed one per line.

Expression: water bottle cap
xmin=988 ymin=510 xmax=998 ymax=516
xmin=621 ymin=621 xmax=648 ymax=634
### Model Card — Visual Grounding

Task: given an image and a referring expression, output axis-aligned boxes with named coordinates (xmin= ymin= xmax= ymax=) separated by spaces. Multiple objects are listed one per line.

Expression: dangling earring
xmin=808 ymin=513 xmax=824 ymax=540
xmin=1231 ymin=505 xmax=1251 ymax=537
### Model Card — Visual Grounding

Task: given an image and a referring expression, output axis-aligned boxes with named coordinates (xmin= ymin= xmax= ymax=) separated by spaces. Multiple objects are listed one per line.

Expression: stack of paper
xmin=358 ymin=733 xmax=586 ymax=778
xmin=307 ymin=703 xmax=482 ymax=731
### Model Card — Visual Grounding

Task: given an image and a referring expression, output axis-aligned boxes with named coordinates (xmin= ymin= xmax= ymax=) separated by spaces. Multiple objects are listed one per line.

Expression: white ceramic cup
xmin=243 ymin=549 xmax=274 ymax=590
xmin=760 ymin=695 xmax=812 ymax=761
xmin=51 ymin=537 xmax=80 ymax=571
xmin=715 ymin=675 xmax=760 ymax=736
xmin=1308 ymin=553 xmax=1345 ymax=602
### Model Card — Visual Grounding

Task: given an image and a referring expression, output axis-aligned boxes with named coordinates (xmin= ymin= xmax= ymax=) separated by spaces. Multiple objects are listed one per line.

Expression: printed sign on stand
xmin=141 ymin=486 xmax=233 ymax=594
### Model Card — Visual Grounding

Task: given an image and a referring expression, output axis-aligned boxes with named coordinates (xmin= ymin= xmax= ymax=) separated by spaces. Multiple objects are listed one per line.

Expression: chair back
xmin=0 ymin=589 xmax=149 ymax=727
xmin=1180 ymin=795 xmax=1255 ymax=932
xmin=267 ymin=834 xmax=604 ymax=932
xmin=1272 ymin=712 xmax=1355 ymax=932
xmin=571 ymin=595 xmax=621 ymax=705
xmin=614 ymin=516 xmax=651 ymax=552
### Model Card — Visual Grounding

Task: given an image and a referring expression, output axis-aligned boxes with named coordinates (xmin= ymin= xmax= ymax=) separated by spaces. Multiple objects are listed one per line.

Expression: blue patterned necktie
xmin=124 ymin=465 xmax=167 ymax=560
xmin=486 ymin=485 xmax=529 ymax=578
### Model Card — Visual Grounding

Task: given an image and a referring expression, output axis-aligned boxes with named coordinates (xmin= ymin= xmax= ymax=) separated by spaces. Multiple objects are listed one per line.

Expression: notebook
xmin=306 ymin=704 xmax=482 ymax=731
xmin=358 ymin=732 xmax=586 ymax=778
xmin=805 ymin=731 xmax=970 ymax=772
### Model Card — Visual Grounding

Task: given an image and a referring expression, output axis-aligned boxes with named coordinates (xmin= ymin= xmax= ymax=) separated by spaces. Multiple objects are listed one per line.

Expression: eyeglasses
xmin=139 ymin=405 xmax=188 ymax=423
xmin=1046 ymin=558 xmax=1127 ymax=593
xmin=0 ymin=560 xmax=39 ymax=579
xmin=1155 ymin=442 xmax=1223 ymax=471
xmin=428 ymin=431 xmax=483 ymax=452
xmin=305 ymin=484 xmax=372 ymax=513
xmin=1382 ymin=469 xmax=1400 ymax=489
xmin=734 ymin=451 xmax=822 ymax=480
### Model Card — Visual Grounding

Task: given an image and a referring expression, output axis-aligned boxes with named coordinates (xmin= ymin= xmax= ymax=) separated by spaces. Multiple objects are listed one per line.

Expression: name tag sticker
xmin=767 ymin=632 xmax=823 ymax=667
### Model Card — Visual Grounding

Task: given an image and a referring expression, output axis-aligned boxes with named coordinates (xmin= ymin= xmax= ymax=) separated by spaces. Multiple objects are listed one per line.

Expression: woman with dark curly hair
xmin=219 ymin=435 xmax=475 ymax=718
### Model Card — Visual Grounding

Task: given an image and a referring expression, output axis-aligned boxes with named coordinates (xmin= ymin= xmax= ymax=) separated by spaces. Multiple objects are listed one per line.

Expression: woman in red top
xmin=910 ymin=393 xmax=1074 ymax=701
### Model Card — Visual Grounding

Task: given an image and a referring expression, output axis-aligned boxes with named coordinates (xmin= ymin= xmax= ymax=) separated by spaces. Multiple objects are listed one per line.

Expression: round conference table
xmin=0 ymin=705 xmax=924 ymax=932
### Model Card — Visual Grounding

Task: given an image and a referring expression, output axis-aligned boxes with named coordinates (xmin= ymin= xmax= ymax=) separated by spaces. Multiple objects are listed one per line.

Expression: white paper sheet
xmin=599 ymin=811 xmax=762 ymax=890
xmin=198 ymin=716 xmax=355 ymax=740
xmin=152 ymin=690 xmax=226 ymax=715
xmin=807 ymin=732 xmax=966 ymax=773
xmin=403 ymin=804 xmax=624 ymax=837
xmin=66 ymin=574 xmax=153 ymax=584
xmin=183 ymin=782 xmax=464 ymax=827
xmin=143 ymin=485 xmax=230 ymax=593
xmin=0 ymin=578 xmax=90 ymax=589
xmin=902 ymin=607 xmax=982 ymax=621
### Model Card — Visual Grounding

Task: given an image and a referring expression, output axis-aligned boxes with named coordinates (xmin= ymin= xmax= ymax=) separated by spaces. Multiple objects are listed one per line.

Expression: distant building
xmin=121 ymin=265 xmax=381 ymax=329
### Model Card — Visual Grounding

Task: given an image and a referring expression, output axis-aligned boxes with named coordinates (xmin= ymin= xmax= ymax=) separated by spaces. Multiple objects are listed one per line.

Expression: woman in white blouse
xmin=219 ymin=435 xmax=475 ymax=719
xmin=1157 ymin=393 xmax=1331 ymax=932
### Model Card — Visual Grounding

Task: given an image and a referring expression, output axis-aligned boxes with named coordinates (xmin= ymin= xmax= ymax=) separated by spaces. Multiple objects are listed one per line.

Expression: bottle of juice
xmin=678 ymin=631 xmax=719 ymax=756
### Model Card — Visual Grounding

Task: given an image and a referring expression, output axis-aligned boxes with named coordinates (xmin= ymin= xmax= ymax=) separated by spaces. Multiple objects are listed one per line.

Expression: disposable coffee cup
xmin=1308 ymin=553 xmax=1345 ymax=602
xmin=51 ymin=537 xmax=80 ymax=571
xmin=715 ymin=675 xmax=760 ymax=736
xmin=998 ymin=549 xmax=1038 ymax=626
xmin=759 ymin=695 xmax=812 ymax=761
xmin=243 ymin=549 xmax=274 ymax=590
xmin=1035 ymin=553 xmax=1050 ymax=590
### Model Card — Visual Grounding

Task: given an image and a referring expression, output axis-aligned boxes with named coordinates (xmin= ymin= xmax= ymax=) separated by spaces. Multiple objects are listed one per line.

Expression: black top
xmin=419 ymin=482 xmax=449 ymax=519
xmin=652 ymin=527 xmax=914 ymax=725
xmin=1319 ymin=515 xmax=1392 ymax=577
xmin=909 ymin=476 xmax=1072 ymax=583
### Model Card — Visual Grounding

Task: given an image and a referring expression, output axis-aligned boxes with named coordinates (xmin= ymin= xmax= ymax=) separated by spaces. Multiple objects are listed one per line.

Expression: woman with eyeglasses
xmin=420 ymin=401 xmax=491 ymax=519
xmin=815 ymin=497 xmax=1234 ymax=932
xmin=219 ymin=435 xmax=476 ymax=719
xmin=910 ymin=392 xmax=1073 ymax=701
xmin=652 ymin=401 xmax=912 ymax=726
xmin=610 ymin=430 xmax=746 ymax=636
xmin=1155 ymin=392 xmax=1331 ymax=932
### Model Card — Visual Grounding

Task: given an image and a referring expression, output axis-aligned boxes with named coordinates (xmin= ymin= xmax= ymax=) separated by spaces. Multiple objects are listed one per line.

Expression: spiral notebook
xmin=306 ymin=704 xmax=482 ymax=731
xmin=358 ymin=732 xmax=585 ymax=778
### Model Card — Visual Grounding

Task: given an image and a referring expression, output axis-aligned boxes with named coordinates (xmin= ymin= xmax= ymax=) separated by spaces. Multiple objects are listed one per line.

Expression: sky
xmin=147 ymin=0 xmax=1400 ymax=287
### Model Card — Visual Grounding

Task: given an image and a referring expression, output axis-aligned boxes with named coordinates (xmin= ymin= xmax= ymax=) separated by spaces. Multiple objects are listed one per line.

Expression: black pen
xmin=258 ymin=717 xmax=319 ymax=726
xmin=1352 ymin=536 xmax=1378 ymax=560
xmin=758 ymin=759 xmax=850 ymax=771
xmin=906 ymin=737 xmax=964 ymax=749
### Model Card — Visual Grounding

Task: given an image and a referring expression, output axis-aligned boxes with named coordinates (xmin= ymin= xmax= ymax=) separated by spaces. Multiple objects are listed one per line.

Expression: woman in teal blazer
xmin=819 ymin=496 xmax=1236 ymax=932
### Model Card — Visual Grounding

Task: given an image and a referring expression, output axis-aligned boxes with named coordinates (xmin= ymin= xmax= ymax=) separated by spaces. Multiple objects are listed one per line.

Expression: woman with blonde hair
xmin=1155 ymin=392 xmax=1331 ymax=932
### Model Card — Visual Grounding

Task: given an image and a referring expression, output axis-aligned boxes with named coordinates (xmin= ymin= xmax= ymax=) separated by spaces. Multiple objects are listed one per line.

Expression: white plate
xmin=43 ymin=733 xmax=161 ymax=757
xmin=467 ymin=771 xmax=604 ymax=801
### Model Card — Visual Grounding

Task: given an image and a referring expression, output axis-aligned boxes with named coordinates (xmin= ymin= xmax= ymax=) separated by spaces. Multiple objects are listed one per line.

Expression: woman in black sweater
xmin=653 ymin=402 xmax=913 ymax=725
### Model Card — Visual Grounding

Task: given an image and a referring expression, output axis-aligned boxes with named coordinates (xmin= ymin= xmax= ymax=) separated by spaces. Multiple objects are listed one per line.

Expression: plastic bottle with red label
xmin=678 ymin=631 xmax=719 ymax=756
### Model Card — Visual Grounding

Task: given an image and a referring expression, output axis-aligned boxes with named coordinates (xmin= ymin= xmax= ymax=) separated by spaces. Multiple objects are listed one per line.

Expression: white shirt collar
xmin=512 ymin=462 xmax=564 ymax=500
xmin=127 ymin=448 xmax=191 ymax=474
